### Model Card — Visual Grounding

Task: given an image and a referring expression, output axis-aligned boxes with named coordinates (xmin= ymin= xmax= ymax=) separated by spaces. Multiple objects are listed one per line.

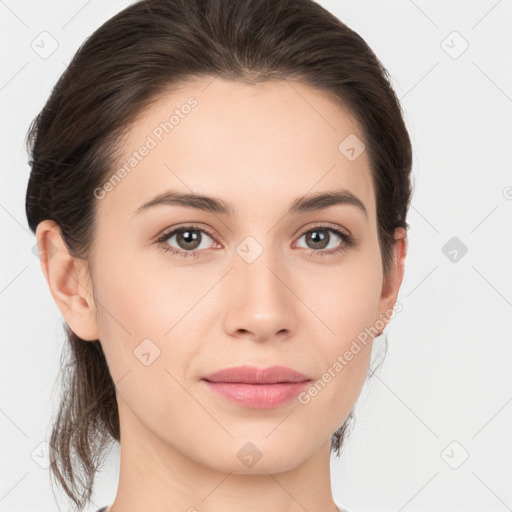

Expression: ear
xmin=35 ymin=220 xmax=100 ymax=341
xmin=375 ymin=227 xmax=407 ymax=334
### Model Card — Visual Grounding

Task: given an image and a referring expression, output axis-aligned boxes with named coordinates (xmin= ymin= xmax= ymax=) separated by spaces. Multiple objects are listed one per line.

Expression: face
xmin=48 ymin=77 xmax=405 ymax=474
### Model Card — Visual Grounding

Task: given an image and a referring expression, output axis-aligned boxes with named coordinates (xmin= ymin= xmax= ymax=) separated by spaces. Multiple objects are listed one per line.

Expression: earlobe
xmin=35 ymin=220 xmax=100 ymax=341
xmin=376 ymin=227 xmax=408 ymax=333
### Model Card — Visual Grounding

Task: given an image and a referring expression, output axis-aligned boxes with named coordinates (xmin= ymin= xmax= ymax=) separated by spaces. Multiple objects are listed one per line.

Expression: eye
xmin=156 ymin=224 xmax=218 ymax=258
xmin=156 ymin=222 xmax=355 ymax=259
xmin=294 ymin=224 xmax=354 ymax=257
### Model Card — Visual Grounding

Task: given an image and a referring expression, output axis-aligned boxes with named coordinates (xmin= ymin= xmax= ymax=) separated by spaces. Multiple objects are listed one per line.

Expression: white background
xmin=1 ymin=1 xmax=511 ymax=511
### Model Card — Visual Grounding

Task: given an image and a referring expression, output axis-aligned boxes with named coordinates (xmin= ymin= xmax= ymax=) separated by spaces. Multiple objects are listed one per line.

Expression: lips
xmin=201 ymin=365 xmax=312 ymax=409
xmin=201 ymin=365 xmax=311 ymax=384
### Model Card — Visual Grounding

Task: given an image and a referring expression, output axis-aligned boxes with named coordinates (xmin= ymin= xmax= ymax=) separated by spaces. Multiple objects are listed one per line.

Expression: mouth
xmin=201 ymin=365 xmax=312 ymax=409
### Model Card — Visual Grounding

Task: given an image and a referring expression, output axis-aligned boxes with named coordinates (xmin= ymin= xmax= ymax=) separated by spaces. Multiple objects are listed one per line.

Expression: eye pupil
xmin=306 ymin=229 xmax=329 ymax=249
xmin=177 ymin=230 xmax=201 ymax=250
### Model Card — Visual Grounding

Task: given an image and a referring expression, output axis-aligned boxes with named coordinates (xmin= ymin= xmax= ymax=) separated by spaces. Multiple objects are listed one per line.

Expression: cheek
xmin=304 ymin=247 xmax=383 ymax=345
xmin=91 ymin=249 xmax=207 ymax=400
xmin=298 ymin=249 xmax=382 ymax=408
xmin=93 ymin=244 xmax=205 ymax=337
xmin=93 ymin=260 xmax=201 ymax=435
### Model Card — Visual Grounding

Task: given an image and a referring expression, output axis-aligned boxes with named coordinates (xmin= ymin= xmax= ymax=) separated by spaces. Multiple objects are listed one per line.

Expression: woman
xmin=25 ymin=0 xmax=412 ymax=511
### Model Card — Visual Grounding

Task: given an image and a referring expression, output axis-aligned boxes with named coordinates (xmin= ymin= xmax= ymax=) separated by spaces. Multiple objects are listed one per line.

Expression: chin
xmin=192 ymin=435 xmax=311 ymax=475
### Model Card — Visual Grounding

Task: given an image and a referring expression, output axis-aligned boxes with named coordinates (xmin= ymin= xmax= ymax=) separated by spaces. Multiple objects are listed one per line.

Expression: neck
xmin=109 ymin=396 xmax=340 ymax=512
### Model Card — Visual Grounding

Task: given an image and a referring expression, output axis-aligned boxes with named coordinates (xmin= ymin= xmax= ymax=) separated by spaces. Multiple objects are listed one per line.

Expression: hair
xmin=25 ymin=0 xmax=413 ymax=509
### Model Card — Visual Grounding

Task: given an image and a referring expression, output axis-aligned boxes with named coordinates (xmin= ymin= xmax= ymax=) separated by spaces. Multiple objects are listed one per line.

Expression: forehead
xmin=97 ymin=77 xmax=376 ymax=222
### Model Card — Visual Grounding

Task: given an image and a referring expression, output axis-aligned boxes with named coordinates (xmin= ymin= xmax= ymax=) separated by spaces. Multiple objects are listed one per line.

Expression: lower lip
xmin=202 ymin=380 xmax=311 ymax=409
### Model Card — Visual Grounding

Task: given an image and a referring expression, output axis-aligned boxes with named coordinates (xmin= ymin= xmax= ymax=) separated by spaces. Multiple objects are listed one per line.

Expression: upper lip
xmin=202 ymin=365 xmax=311 ymax=384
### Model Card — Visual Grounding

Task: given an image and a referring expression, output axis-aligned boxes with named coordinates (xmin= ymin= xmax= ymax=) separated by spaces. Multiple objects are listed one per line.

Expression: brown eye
xmin=294 ymin=225 xmax=354 ymax=257
xmin=304 ymin=229 xmax=330 ymax=250
xmin=156 ymin=225 xmax=217 ymax=258
xmin=174 ymin=229 xmax=203 ymax=250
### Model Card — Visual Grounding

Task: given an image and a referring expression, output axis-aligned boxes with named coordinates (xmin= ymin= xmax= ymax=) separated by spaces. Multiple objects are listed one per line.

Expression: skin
xmin=36 ymin=77 xmax=406 ymax=512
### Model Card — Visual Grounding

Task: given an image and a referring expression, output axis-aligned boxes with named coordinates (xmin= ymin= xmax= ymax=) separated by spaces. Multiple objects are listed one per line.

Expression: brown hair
xmin=25 ymin=0 xmax=412 ymax=509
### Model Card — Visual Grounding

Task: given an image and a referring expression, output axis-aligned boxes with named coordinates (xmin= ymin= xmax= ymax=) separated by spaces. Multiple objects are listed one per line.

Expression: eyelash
xmin=155 ymin=222 xmax=355 ymax=259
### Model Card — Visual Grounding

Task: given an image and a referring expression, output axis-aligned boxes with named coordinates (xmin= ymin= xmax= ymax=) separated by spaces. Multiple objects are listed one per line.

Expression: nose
xmin=222 ymin=241 xmax=297 ymax=342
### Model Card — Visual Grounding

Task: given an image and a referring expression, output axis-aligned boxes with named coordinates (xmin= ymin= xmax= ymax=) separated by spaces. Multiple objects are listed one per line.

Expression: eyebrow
xmin=134 ymin=188 xmax=368 ymax=219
